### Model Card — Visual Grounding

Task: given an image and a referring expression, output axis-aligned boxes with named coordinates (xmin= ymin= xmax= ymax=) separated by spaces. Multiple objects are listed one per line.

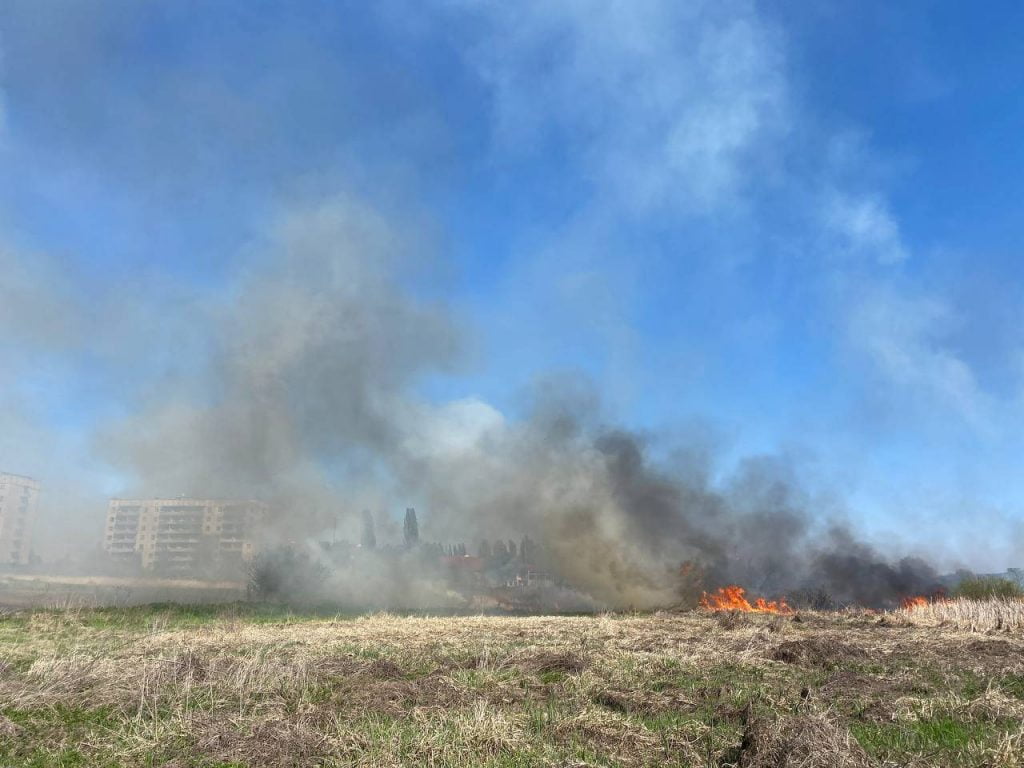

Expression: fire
xmin=699 ymin=585 xmax=793 ymax=614
xmin=900 ymin=591 xmax=948 ymax=610
xmin=900 ymin=595 xmax=929 ymax=609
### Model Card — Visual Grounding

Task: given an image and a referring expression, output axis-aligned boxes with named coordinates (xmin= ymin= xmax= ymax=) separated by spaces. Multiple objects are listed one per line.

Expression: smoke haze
xmin=1 ymin=1 xmax=1020 ymax=607
xmin=24 ymin=197 xmax=927 ymax=608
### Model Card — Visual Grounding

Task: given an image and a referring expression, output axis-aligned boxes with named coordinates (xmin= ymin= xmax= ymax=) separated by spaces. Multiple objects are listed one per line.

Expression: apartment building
xmin=104 ymin=497 xmax=267 ymax=573
xmin=0 ymin=472 xmax=40 ymax=565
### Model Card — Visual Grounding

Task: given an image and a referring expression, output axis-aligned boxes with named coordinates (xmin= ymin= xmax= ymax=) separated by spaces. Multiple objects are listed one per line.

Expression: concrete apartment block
xmin=105 ymin=497 xmax=267 ymax=573
xmin=0 ymin=472 xmax=40 ymax=565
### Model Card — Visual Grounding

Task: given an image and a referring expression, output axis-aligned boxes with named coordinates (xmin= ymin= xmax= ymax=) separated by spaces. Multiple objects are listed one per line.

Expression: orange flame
xmin=900 ymin=591 xmax=949 ymax=609
xmin=900 ymin=595 xmax=929 ymax=609
xmin=699 ymin=585 xmax=793 ymax=614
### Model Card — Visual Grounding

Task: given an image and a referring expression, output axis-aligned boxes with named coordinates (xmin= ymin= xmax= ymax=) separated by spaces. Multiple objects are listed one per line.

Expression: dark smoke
xmin=807 ymin=527 xmax=940 ymax=606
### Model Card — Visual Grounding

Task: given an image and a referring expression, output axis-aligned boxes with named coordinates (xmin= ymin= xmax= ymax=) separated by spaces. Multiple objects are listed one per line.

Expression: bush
xmin=953 ymin=576 xmax=1023 ymax=600
xmin=248 ymin=546 xmax=330 ymax=602
xmin=787 ymin=587 xmax=836 ymax=611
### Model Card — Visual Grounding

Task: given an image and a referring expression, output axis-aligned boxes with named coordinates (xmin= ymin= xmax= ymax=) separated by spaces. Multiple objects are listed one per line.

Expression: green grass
xmin=80 ymin=601 xmax=356 ymax=628
xmin=851 ymin=717 xmax=1012 ymax=763
xmin=0 ymin=706 xmax=134 ymax=768
xmin=999 ymin=674 xmax=1024 ymax=700
xmin=3 ymin=704 xmax=120 ymax=728
xmin=0 ymin=602 xmax=354 ymax=636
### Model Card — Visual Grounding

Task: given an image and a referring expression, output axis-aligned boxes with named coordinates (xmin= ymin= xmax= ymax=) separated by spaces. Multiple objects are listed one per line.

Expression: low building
xmin=104 ymin=497 xmax=267 ymax=573
xmin=505 ymin=566 xmax=554 ymax=588
xmin=0 ymin=472 xmax=40 ymax=565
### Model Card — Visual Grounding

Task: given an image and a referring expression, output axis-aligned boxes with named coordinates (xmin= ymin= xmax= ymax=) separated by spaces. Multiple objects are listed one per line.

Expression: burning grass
xmin=700 ymin=585 xmax=793 ymax=615
xmin=0 ymin=604 xmax=1022 ymax=766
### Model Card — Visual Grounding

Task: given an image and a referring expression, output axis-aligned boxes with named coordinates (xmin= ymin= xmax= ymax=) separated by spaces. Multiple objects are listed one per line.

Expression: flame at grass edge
xmin=699 ymin=585 xmax=793 ymax=614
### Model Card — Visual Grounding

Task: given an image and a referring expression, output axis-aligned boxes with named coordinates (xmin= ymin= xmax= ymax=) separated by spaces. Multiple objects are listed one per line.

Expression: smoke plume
xmin=80 ymin=196 xmax=939 ymax=608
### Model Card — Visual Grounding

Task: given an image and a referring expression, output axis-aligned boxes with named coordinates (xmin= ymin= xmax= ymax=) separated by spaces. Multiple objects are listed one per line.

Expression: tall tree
xmin=493 ymin=539 xmax=509 ymax=564
xmin=360 ymin=510 xmax=376 ymax=549
xmin=520 ymin=536 xmax=535 ymax=564
xmin=403 ymin=507 xmax=419 ymax=548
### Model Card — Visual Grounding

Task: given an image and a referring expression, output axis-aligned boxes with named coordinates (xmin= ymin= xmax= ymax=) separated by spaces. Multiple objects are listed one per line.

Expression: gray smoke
xmin=85 ymin=196 xmax=940 ymax=608
xmin=97 ymin=199 xmax=464 ymax=527
xmin=1 ymin=197 xmax=940 ymax=608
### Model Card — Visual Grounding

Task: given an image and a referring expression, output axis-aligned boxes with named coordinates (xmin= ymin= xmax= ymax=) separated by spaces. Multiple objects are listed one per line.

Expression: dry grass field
xmin=0 ymin=603 xmax=1022 ymax=767
xmin=899 ymin=597 xmax=1024 ymax=634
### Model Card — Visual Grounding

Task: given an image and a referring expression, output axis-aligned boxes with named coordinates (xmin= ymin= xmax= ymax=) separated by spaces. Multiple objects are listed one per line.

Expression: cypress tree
xmin=403 ymin=507 xmax=419 ymax=548
xmin=360 ymin=510 xmax=376 ymax=549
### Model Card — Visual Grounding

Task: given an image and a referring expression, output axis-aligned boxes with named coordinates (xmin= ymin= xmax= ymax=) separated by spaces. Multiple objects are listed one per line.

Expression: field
xmin=0 ymin=573 xmax=245 ymax=609
xmin=0 ymin=603 xmax=1022 ymax=767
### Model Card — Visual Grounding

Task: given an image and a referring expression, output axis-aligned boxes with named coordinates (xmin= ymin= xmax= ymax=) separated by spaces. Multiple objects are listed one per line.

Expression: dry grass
xmin=0 ymin=605 xmax=1022 ymax=766
xmin=738 ymin=711 xmax=875 ymax=768
xmin=898 ymin=597 xmax=1024 ymax=632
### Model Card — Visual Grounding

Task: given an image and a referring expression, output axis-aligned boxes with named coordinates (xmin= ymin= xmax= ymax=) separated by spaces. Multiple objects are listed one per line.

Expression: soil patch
xmin=770 ymin=639 xmax=869 ymax=669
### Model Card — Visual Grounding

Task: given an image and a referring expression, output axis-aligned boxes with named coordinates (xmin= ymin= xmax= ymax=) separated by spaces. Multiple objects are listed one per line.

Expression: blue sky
xmin=1 ymin=1 xmax=1023 ymax=566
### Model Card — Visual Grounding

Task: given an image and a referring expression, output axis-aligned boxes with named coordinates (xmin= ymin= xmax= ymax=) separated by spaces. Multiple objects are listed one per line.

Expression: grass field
xmin=0 ymin=573 xmax=245 ymax=609
xmin=0 ymin=603 xmax=1022 ymax=767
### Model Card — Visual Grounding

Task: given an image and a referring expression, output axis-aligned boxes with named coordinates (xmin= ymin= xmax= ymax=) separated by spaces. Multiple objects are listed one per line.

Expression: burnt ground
xmin=0 ymin=605 xmax=1021 ymax=766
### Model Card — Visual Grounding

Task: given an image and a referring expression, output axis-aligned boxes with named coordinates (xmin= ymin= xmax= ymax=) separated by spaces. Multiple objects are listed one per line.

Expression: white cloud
xmin=457 ymin=0 xmax=789 ymax=214
xmin=825 ymin=192 xmax=908 ymax=265
xmin=453 ymin=0 xmax=1012 ymax=446
xmin=402 ymin=397 xmax=505 ymax=459
xmin=847 ymin=287 xmax=990 ymax=430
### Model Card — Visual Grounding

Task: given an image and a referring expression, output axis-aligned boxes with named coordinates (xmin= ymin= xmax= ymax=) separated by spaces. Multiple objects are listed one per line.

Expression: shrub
xmin=248 ymin=545 xmax=330 ymax=602
xmin=787 ymin=587 xmax=836 ymax=611
xmin=953 ymin=577 xmax=1024 ymax=600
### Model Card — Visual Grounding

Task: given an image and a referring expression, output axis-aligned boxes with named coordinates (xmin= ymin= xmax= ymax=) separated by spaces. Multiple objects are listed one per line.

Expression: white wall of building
xmin=0 ymin=473 xmax=40 ymax=565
